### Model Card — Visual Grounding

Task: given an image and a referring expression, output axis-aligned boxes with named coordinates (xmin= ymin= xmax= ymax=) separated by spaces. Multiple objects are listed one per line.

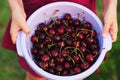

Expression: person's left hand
xmin=102 ymin=5 xmax=118 ymax=42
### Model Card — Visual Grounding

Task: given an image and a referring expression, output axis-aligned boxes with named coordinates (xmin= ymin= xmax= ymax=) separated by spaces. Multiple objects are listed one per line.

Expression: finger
xmin=20 ymin=23 xmax=30 ymax=34
xmin=10 ymin=25 xmax=18 ymax=44
xmin=110 ymin=23 xmax=118 ymax=42
xmin=102 ymin=23 xmax=110 ymax=37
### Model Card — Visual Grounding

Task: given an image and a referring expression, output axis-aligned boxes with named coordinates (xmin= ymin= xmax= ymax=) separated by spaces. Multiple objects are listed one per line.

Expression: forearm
xmin=8 ymin=0 xmax=26 ymax=17
xmin=102 ymin=0 xmax=117 ymax=15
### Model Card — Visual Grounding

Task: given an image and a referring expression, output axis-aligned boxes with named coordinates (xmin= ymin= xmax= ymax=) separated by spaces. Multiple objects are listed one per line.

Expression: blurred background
xmin=0 ymin=0 xmax=120 ymax=80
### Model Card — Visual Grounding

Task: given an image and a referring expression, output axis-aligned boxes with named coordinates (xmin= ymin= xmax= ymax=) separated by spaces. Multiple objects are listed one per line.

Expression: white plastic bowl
xmin=17 ymin=2 xmax=112 ymax=80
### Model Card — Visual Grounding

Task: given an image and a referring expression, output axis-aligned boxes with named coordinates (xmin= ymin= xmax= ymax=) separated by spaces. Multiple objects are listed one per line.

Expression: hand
xmin=10 ymin=9 xmax=30 ymax=44
xmin=102 ymin=1 xmax=118 ymax=42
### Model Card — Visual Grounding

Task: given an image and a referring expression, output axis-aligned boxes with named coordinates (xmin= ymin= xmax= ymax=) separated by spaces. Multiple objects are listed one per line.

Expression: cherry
xmin=68 ymin=19 xmax=73 ymax=25
xmin=57 ymin=27 xmax=65 ymax=35
xmin=80 ymin=46 xmax=86 ymax=53
xmin=31 ymin=48 xmax=38 ymax=54
xmin=87 ymin=37 xmax=94 ymax=44
xmin=81 ymin=62 xmax=90 ymax=70
xmin=56 ymin=65 xmax=63 ymax=72
xmin=65 ymin=39 xmax=72 ymax=46
xmin=66 ymin=27 xmax=73 ymax=33
xmin=45 ymin=36 xmax=52 ymax=43
xmin=74 ymin=19 xmax=81 ymax=26
xmin=77 ymin=33 xmax=84 ymax=40
xmin=62 ymin=70 xmax=68 ymax=76
xmin=61 ymin=49 xmax=70 ymax=57
xmin=71 ymin=33 xmax=76 ymax=38
xmin=49 ymin=29 xmax=55 ymax=35
xmin=64 ymin=13 xmax=72 ymax=20
xmin=55 ymin=19 xmax=61 ymax=26
xmin=49 ymin=60 xmax=55 ymax=67
xmin=84 ymin=22 xmax=92 ymax=28
xmin=54 ymin=35 xmax=61 ymax=41
xmin=56 ymin=57 xmax=64 ymax=63
xmin=72 ymin=41 xmax=80 ymax=48
xmin=86 ymin=54 xmax=94 ymax=62
xmin=38 ymin=33 xmax=45 ymax=40
xmin=73 ymin=55 xmax=80 ymax=63
xmin=91 ymin=43 xmax=98 ymax=50
xmin=41 ymin=54 xmax=50 ymax=62
xmin=51 ymin=50 xmax=59 ymax=57
xmin=39 ymin=62 xmax=48 ymax=70
xmin=64 ymin=62 xmax=71 ymax=69
xmin=49 ymin=68 xmax=55 ymax=74
xmin=74 ymin=67 xmax=81 ymax=74
xmin=58 ymin=41 xmax=65 ymax=47
xmin=92 ymin=49 xmax=99 ymax=55
xmin=31 ymin=35 xmax=38 ymax=43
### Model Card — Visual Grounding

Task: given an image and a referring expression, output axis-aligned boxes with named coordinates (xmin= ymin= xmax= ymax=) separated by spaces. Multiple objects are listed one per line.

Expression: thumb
xmin=102 ymin=23 xmax=110 ymax=37
xmin=20 ymin=22 xmax=30 ymax=34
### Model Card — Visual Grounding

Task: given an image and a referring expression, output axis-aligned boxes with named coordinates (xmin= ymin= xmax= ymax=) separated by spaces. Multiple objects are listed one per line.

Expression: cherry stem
xmin=67 ymin=55 xmax=75 ymax=65
xmin=59 ymin=46 xmax=62 ymax=57
xmin=44 ymin=30 xmax=51 ymax=37
xmin=48 ymin=43 xmax=56 ymax=49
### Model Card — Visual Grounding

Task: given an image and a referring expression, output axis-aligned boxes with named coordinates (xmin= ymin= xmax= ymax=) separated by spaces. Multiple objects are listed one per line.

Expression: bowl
xmin=16 ymin=2 xmax=112 ymax=80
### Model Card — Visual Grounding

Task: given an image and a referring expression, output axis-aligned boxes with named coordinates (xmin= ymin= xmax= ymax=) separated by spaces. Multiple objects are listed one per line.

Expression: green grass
xmin=0 ymin=0 xmax=120 ymax=80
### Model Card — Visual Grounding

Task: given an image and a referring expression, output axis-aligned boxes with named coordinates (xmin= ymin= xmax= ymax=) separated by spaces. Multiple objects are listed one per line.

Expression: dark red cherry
xmin=64 ymin=62 xmax=71 ymax=69
xmin=39 ymin=62 xmax=48 ymax=70
xmin=81 ymin=62 xmax=90 ymax=70
xmin=80 ymin=46 xmax=86 ymax=53
xmin=57 ymin=27 xmax=65 ymax=35
xmin=31 ymin=35 xmax=38 ymax=43
xmin=74 ymin=19 xmax=81 ymax=26
xmin=54 ymin=35 xmax=61 ymax=41
xmin=41 ymin=54 xmax=50 ymax=62
xmin=49 ymin=29 xmax=55 ymax=35
xmin=87 ymin=37 xmax=94 ymax=44
xmin=51 ymin=50 xmax=59 ymax=57
xmin=84 ymin=22 xmax=92 ymax=28
xmin=56 ymin=57 xmax=64 ymax=63
xmin=73 ymin=55 xmax=80 ymax=63
xmin=77 ymin=33 xmax=84 ymax=40
xmin=74 ymin=67 xmax=81 ymax=74
xmin=56 ymin=65 xmax=63 ymax=72
xmin=64 ymin=13 xmax=72 ymax=20
xmin=86 ymin=54 xmax=94 ymax=62
xmin=72 ymin=41 xmax=80 ymax=48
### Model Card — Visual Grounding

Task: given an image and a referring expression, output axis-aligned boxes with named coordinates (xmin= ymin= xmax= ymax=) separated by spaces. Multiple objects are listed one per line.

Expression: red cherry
xmin=74 ymin=67 xmax=81 ymax=74
xmin=84 ymin=22 xmax=92 ymax=28
xmin=39 ymin=62 xmax=48 ymax=69
xmin=64 ymin=13 xmax=72 ymax=20
xmin=51 ymin=50 xmax=59 ymax=57
xmin=72 ymin=41 xmax=80 ymax=48
xmin=57 ymin=27 xmax=65 ymax=35
xmin=73 ymin=55 xmax=80 ymax=63
xmin=81 ymin=62 xmax=90 ymax=70
xmin=31 ymin=35 xmax=38 ymax=43
xmin=61 ymin=49 xmax=70 ymax=57
xmin=86 ymin=54 xmax=94 ymax=62
xmin=77 ymin=33 xmax=84 ymax=40
xmin=64 ymin=62 xmax=71 ymax=69
xmin=41 ymin=54 xmax=50 ymax=62
xmin=49 ymin=29 xmax=55 ymax=35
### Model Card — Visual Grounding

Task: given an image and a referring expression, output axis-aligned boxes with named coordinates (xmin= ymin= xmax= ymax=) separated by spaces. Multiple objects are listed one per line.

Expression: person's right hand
xmin=10 ymin=8 xmax=30 ymax=44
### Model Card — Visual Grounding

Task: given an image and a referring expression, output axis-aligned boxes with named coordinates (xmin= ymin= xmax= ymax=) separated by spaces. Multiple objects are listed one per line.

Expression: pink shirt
xmin=2 ymin=0 xmax=96 ymax=77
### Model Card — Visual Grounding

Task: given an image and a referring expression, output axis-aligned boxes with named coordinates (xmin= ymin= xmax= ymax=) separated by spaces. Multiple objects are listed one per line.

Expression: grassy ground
xmin=0 ymin=0 xmax=120 ymax=80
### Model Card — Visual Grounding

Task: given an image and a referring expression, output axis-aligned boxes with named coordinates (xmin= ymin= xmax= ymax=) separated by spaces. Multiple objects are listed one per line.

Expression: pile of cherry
xmin=31 ymin=13 xmax=99 ymax=76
